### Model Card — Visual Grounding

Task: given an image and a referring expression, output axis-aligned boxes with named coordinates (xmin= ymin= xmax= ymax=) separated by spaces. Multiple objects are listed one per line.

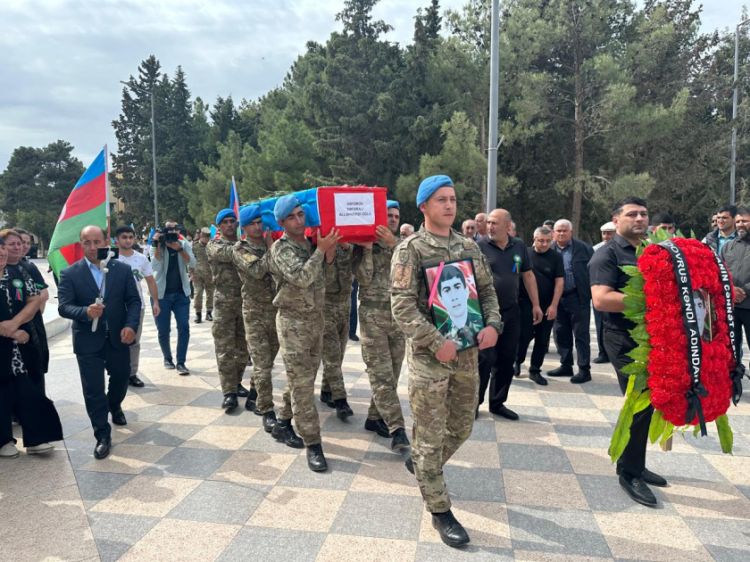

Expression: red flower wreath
xmin=639 ymin=238 xmax=734 ymax=426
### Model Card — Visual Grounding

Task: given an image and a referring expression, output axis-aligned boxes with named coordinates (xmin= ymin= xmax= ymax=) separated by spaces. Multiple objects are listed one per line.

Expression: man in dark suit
xmin=58 ymin=225 xmax=141 ymax=459
xmin=547 ymin=219 xmax=595 ymax=383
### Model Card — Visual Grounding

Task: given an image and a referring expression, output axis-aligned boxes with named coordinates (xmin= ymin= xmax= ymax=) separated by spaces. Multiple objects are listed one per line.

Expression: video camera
xmin=153 ymin=225 xmax=180 ymax=245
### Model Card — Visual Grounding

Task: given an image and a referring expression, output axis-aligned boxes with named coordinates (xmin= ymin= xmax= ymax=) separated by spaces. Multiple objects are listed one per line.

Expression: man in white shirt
xmin=115 ymin=226 xmax=160 ymax=387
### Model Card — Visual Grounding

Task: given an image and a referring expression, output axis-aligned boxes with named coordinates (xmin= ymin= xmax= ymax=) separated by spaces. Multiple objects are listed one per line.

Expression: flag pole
xmin=104 ymin=144 xmax=111 ymax=240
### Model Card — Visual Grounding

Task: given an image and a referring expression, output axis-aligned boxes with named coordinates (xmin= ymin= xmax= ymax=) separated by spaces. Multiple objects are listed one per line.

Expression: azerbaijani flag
xmin=229 ymin=175 xmax=241 ymax=236
xmin=48 ymin=147 xmax=109 ymax=276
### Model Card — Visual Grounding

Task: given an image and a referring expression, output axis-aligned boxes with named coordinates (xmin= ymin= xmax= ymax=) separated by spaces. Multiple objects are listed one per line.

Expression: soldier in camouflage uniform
xmin=355 ymin=200 xmax=410 ymax=458
xmin=269 ymin=194 xmax=341 ymax=472
xmin=391 ymin=175 xmax=502 ymax=548
xmin=319 ymin=244 xmax=355 ymax=420
xmin=208 ymin=209 xmax=250 ymax=414
xmin=191 ymin=228 xmax=214 ymax=323
xmin=233 ymin=204 xmax=300 ymax=446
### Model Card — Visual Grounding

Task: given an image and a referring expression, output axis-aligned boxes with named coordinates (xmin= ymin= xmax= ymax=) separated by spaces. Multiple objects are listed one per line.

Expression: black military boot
xmin=432 ymin=510 xmax=470 ymax=548
xmin=194 ymin=311 xmax=202 ymax=324
xmin=364 ymin=418 xmax=390 ymax=438
xmin=334 ymin=398 xmax=353 ymax=420
xmin=222 ymin=393 xmax=238 ymax=414
xmin=271 ymin=419 xmax=304 ymax=449
xmin=206 ymin=310 xmax=213 ymax=321
xmin=237 ymin=383 xmax=250 ymax=398
xmin=261 ymin=411 xmax=277 ymax=433
xmin=306 ymin=444 xmax=328 ymax=472
xmin=390 ymin=428 xmax=410 ymax=452
xmin=320 ymin=390 xmax=334 ymax=408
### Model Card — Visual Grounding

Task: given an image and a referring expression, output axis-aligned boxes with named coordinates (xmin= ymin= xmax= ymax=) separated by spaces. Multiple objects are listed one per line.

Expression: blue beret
xmin=274 ymin=194 xmax=301 ymax=224
xmin=239 ymin=204 xmax=261 ymax=227
xmin=387 ymin=200 xmax=399 ymax=209
xmin=416 ymin=175 xmax=454 ymax=207
xmin=215 ymin=208 xmax=237 ymax=225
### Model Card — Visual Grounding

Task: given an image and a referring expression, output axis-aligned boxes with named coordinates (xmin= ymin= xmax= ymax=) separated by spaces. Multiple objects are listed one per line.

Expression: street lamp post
xmin=730 ymin=17 xmax=750 ymax=205
xmin=486 ymin=0 xmax=500 ymax=213
xmin=119 ymin=80 xmax=158 ymax=226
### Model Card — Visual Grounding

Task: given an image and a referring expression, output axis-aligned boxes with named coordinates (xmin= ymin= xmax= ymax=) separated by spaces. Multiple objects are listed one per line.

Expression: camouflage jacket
xmin=355 ymin=240 xmax=395 ymax=307
xmin=269 ymin=234 xmax=326 ymax=315
xmin=192 ymin=241 xmax=212 ymax=276
xmin=232 ymin=239 xmax=276 ymax=312
xmin=207 ymin=236 xmax=242 ymax=303
xmin=390 ymin=226 xmax=503 ymax=354
xmin=325 ymin=244 xmax=354 ymax=305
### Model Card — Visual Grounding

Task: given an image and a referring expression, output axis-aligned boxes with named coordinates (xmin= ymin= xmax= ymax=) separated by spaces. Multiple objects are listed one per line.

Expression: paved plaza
xmin=2 ymin=289 xmax=750 ymax=561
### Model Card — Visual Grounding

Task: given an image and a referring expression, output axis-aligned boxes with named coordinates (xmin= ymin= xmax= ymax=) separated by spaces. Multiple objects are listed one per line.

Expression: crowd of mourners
xmin=1 ymin=183 xmax=747 ymax=548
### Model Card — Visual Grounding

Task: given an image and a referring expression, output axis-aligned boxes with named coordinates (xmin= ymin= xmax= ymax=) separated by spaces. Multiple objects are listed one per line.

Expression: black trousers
xmin=76 ymin=338 xmax=131 ymax=441
xmin=553 ymin=292 xmax=591 ymax=369
xmin=733 ymin=307 xmax=750 ymax=362
xmin=0 ymin=375 xmax=62 ymax=448
xmin=593 ymin=309 xmax=607 ymax=358
xmin=517 ymin=299 xmax=554 ymax=371
xmin=603 ymin=327 xmax=652 ymax=477
xmin=479 ymin=305 xmax=520 ymax=409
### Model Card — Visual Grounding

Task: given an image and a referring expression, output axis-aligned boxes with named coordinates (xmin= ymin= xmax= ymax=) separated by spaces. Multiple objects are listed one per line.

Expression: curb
xmin=45 ymin=316 xmax=71 ymax=339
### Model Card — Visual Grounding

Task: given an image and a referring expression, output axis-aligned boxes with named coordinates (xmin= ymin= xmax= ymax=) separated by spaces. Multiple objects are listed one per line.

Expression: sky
xmin=0 ymin=0 xmax=746 ymax=172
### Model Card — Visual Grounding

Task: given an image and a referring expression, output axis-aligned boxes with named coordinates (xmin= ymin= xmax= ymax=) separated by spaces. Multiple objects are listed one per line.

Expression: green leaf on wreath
xmin=627 ymin=345 xmax=650 ymax=363
xmin=660 ymin=422 xmax=674 ymax=446
xmin=609 ymin=397 xmax=636 ymax=463
xmin=648 ymin=410 xmax=667 ymax=444
xmin=716 ymin=414 xmax=734 ymax=454
xmin=629 ymin=324 xmax=649 ymax=344
xmin=621 ymin=361 xmax=646 ymax=378
xmin=621 ymin=265 xmax=640 ymax=277
xmin=632 ymin=390 xmax=651 ymax=413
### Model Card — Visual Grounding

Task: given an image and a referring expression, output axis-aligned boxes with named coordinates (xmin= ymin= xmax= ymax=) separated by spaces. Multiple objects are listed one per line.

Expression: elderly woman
xmin=0 ymin=236 xmax=62 ymax=458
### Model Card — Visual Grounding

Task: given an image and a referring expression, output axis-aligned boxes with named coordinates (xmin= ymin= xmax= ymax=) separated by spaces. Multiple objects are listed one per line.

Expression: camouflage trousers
xmin=193 ymin=271 xmax=214 ymax=313
xmin=321 ymin=299 xmax=350 ymax=400
xmin=407 ymin=345 xmax=479 ymax=513
xmin=243 ymin=307 xmax=292 ymax=419
xmin=212 ymin=301 xmax=249 ymax=395
xmin=360 ymin=304 xmax=405 ymax=432
xmin=277 ymin=311 xmax=324 ymax=446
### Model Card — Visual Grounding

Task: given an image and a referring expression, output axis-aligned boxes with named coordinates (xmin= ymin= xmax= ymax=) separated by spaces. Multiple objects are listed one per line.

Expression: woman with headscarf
xmin=0 ymin=235 xmax=62 ymax=459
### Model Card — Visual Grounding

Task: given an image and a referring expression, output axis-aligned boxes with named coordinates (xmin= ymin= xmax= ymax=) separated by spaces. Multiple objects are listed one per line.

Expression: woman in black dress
xmin=0 ymin=235 xmax=62 ymax=459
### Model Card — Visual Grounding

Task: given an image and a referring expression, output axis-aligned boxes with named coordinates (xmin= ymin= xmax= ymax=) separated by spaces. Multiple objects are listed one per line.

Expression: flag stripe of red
xmin=58 ymin=175 xmax=106 ymax=222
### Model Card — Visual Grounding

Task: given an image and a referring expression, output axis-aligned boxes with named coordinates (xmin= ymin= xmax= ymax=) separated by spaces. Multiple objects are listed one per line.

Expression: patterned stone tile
xmin=167 ymin=480 xmax=268 ymax=524
xmin=142 ymin=446 xmax=233 ymax=478
xmin=330 ymin=492 xmax=423 ymax=539
xmin=685 ymin=517 xmax=750 ymax=562
xmin=90 ymin=475 xmax=201 ymax=517
xmin=211 ymin=450 xmax=297 ymax=486
xmin=217 ymin=527 xmax=325 ymax=562
xmin=418 ymin=500 xmax=511 ymax=549
xmin=248 ymin=486 xmax=347 ymax=533
xmin=504 ymin=469 xmax=588 ymax=510
xmin=350 ymin=451 xmax=421 ymax=497
xmin=182 ymin=424 xmax=258 ymax=450
xmin=77 ymin=444 xmax=173 ymax=475
xmin=661 ymin=479 xmax=750 ymax=520
xmin=87 ymin=512 xmax=160 ymax=562
xmin=122 ymin=423 xmax=203 ymax=447
xmin=316 ymin=534 xmax=418 ymax=561
xmin=499 ymin=443 xmax=574 ymax=473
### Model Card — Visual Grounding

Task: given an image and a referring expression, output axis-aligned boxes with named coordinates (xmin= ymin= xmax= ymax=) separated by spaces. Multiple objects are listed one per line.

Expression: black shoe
xmin=593 ymin=354 xmax=609 ymax=364
xmin=222 ymin=393 xmax=238 ymax=413
xmin=247 ymin=356 xmax=253 ymax=366
xmin=176 ymin=363 xmax=190 ymax=376
xmin=164 ymin=359 xmax=176 ymax=370
xmin=391 ymin=428 xmax=410 ymax=452
xmin=641 ymin=468 xmax=668 ymax=487
xmin=94 ymin=438 xmax=111 ymax=460
xmin=405 ymin=455 xmax=415 ymax=474
xmin=206 ymin=311 xmax=213 ymax=321
xmin=570 ymin=370 xmax=592 ymax=384
xmin=262 ymin=411 xmax=277 ymax=433
xmin=194 ymin=312 xmax=202 ymax=324
xmin=547 ymin=365 xmax=573 ymax=377
xmin=364 ymin=418 xmax=390 ymax=438
xmin=306 ymin=444 xmax=328 ymax=472
xmin=271 ymin=419 xmax=304 ymax=449
xmin=111 ymin=410 xmax=127 ymax=426
xmin=513 ymin=362 xmax=521 ymax=377
xmin=431 ymin=510 xmax=470 ymax=548
xmin=349 ymin=334 xmax=360 ymax=342
xmin=128 ymin=375 xmax=145 ymax=388
xmin=619 ymin=474 xmax=657 ymax=507
xmin=319 ymin=390 xmax=334 ymax=408
xmin=528 ymin=370 xmax=548 ymax=386
xmin=334 ymin=398 xmax=353 ymax=420
xmin=489 ymin=405 xmax=519 ymax=420
xmin=244 ymin=389 xmax=258 ymax=412
xmin=237 ymin=384 xmax=250 ymax=398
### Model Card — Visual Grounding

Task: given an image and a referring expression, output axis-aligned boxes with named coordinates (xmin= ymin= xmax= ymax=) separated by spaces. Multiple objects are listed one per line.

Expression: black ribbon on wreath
xmin=659 ymin=240 xmax=708 ymax=435
xmin=712 ymin=251 xmax=746 ymax=405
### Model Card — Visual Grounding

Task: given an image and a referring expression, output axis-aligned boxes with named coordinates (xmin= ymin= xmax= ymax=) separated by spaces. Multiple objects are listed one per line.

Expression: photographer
xmin=149 ymin=220 xmax=195 ymax=375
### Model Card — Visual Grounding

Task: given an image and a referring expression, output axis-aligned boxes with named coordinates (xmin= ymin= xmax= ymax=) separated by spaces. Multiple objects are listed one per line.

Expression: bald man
xmin=58 ymin=226 xmax=141 ymax=460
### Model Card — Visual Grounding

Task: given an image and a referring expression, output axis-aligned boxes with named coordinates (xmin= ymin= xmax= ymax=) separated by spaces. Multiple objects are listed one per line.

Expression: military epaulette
xmin=400 ymin=232 xmax=420 ymax=247
xmin=461 ymin=237 xmax=479 ymax=251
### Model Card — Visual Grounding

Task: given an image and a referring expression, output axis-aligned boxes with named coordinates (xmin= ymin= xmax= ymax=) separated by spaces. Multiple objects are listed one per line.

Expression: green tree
xmin=0 ymin=141 xmax=85 ymax=249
